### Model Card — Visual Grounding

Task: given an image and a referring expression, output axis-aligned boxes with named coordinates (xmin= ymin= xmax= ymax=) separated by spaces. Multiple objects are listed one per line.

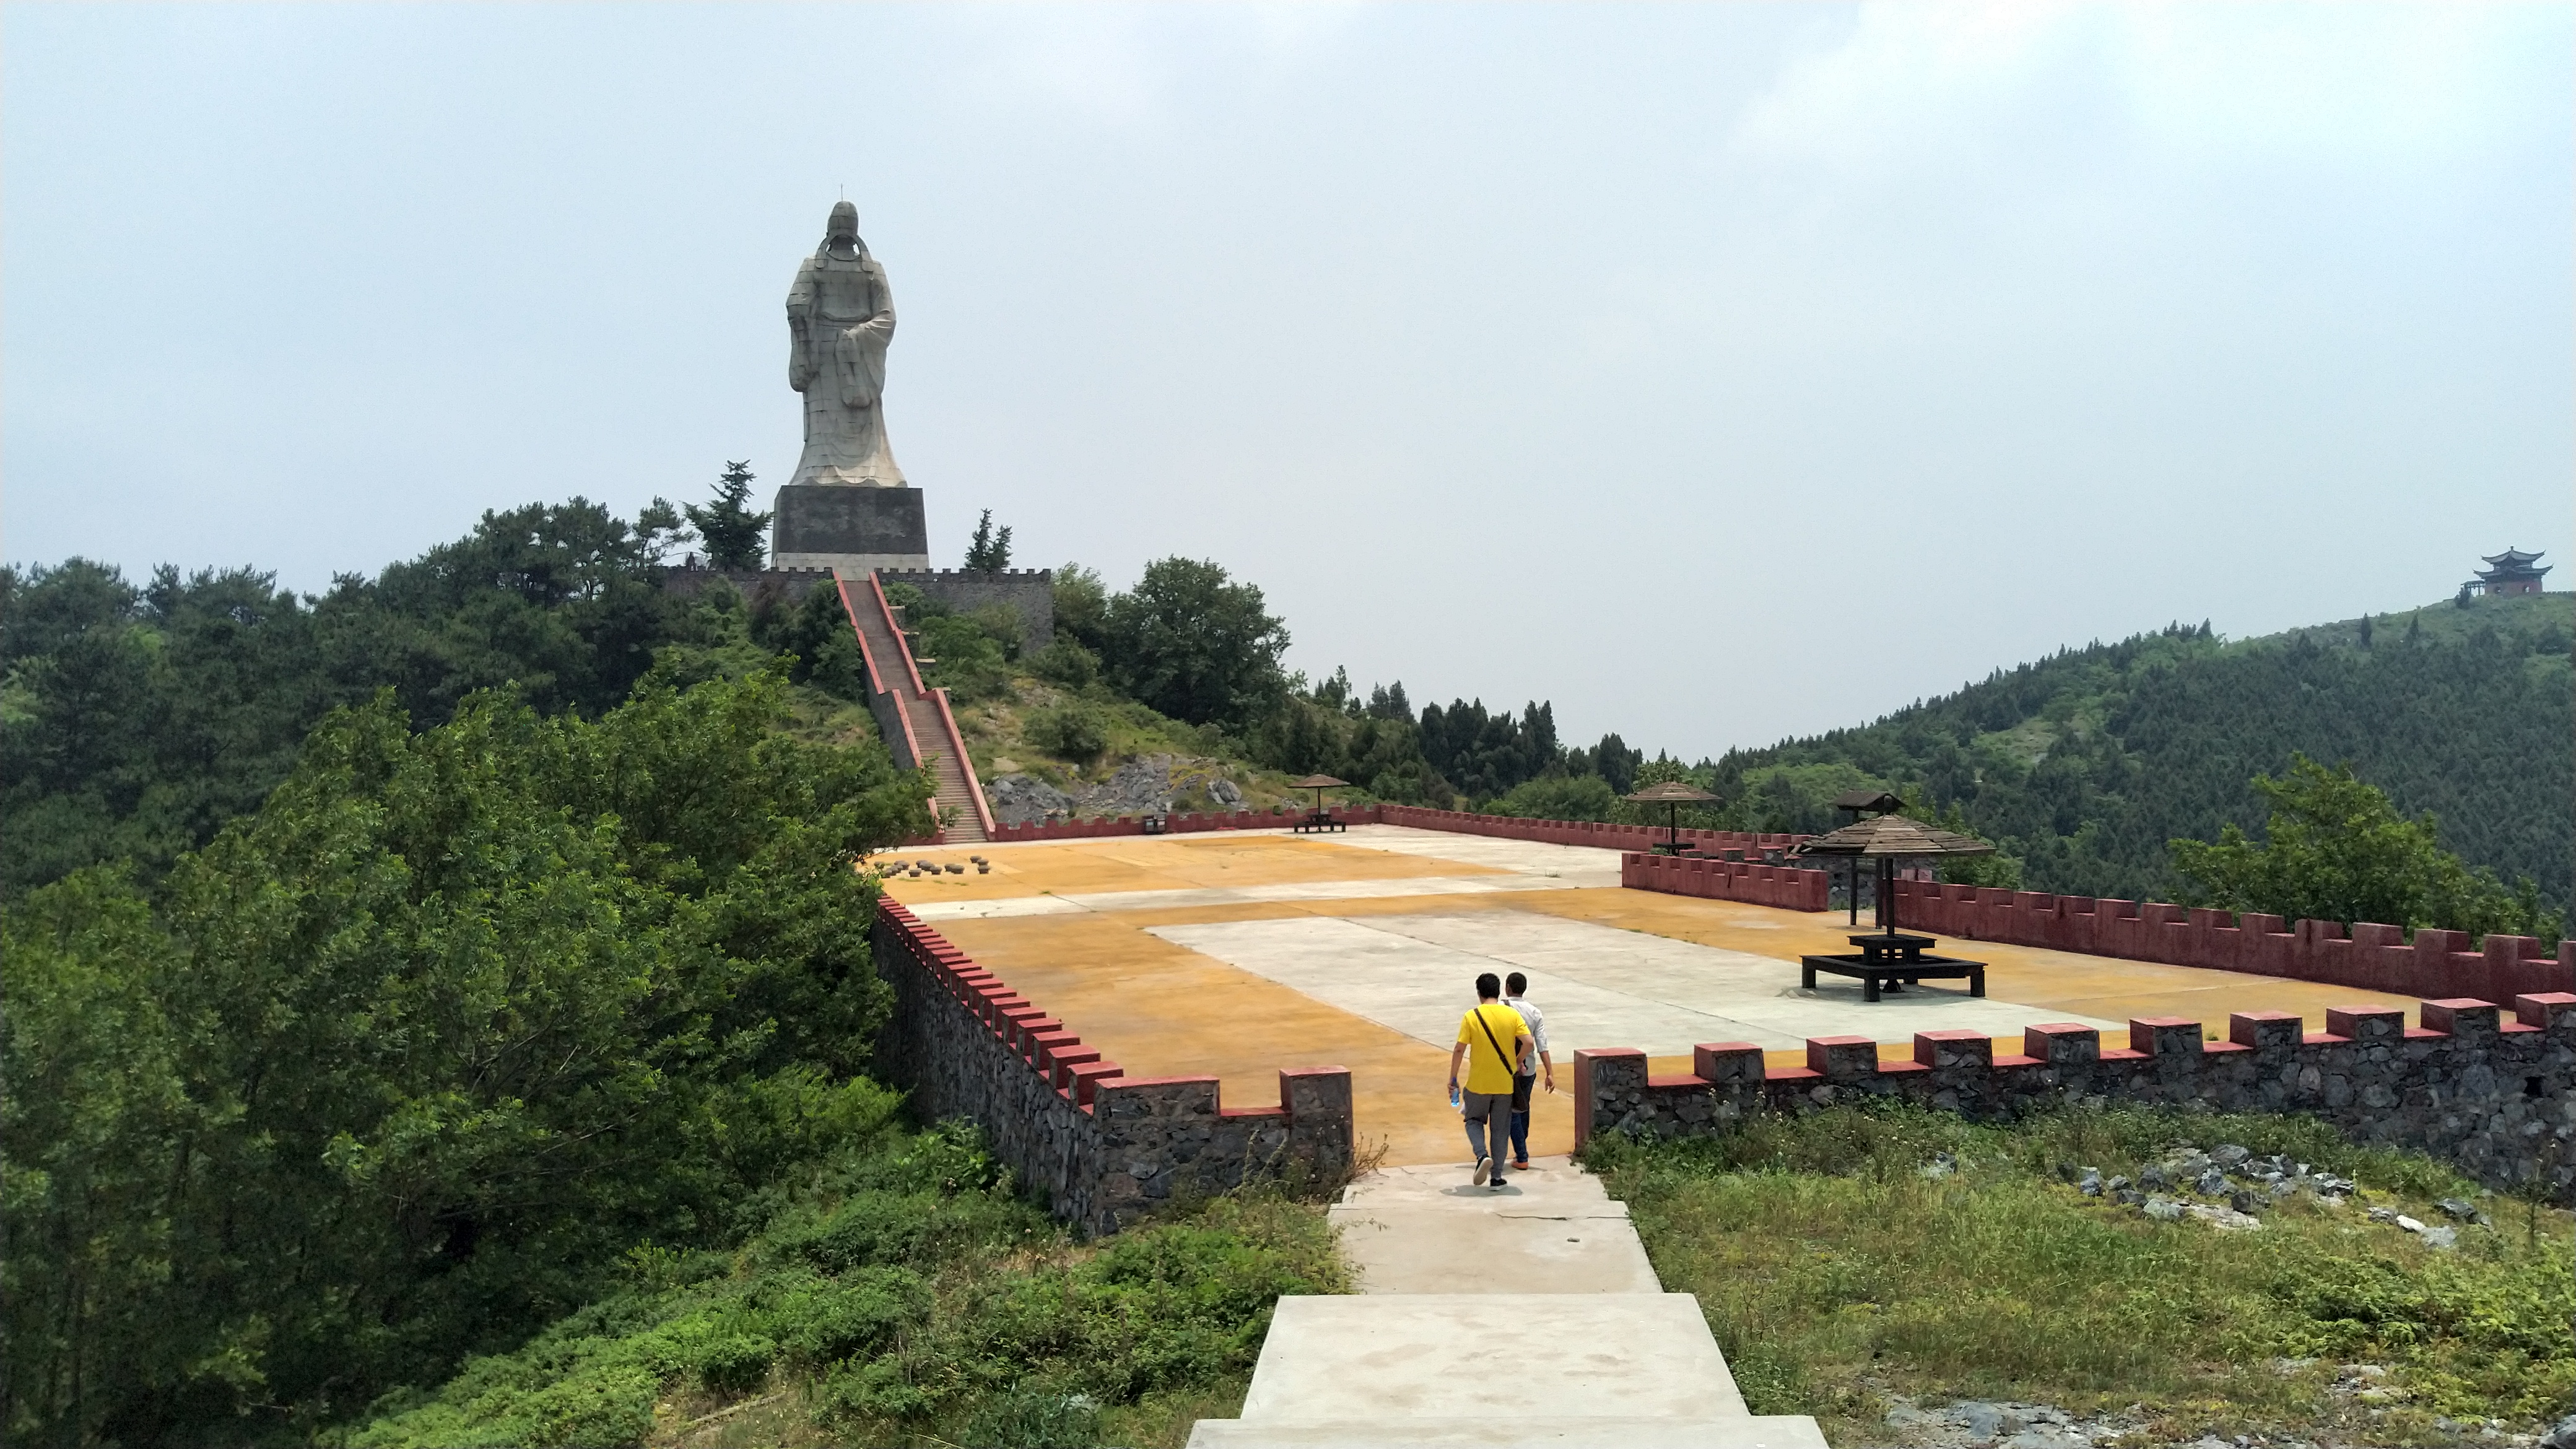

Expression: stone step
xmin=1328 ymin=1206 xmax=1659 ymax=1294
xmin=1234 ymin=1295 xmax=1751 ymax=1422
xmin=1339 ymin=1158 xmax=1621 ymax=1213
xmin=1186 ymin=1415 xmax=1830 ymax=1448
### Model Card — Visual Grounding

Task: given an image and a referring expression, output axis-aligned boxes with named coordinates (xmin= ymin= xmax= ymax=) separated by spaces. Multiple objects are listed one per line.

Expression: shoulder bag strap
xmin=1473 ymin=1006 xmax=1512 ymax=1076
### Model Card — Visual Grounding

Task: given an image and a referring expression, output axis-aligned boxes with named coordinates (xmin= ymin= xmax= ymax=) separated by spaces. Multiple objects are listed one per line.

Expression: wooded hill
xmin=1692 ymin=594 xmax=2574 ymax=915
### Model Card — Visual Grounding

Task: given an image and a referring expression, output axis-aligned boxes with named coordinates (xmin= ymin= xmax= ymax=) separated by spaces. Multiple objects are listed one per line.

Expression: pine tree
xmin=963 ymin=510 xmax=1014 ymax=574
xmin=684 ymin=461 xmax=772 ymax=570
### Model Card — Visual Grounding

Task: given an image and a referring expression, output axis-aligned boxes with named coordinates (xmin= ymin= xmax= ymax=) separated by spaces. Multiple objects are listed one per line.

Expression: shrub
xmin=1489 ymin=773 xmax=1616 ymax=821
xmin=694 ymin=1333 xmax=775 ymax=1394
xmin=1027 ymin=703 xmax=1111 ymax=762
xmin=1032 ymin=637 xmax=1101 ymax=689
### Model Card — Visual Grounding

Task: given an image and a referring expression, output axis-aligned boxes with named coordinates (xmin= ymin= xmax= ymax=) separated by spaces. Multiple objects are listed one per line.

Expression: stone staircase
xmin=841 ymin=569 xmax=990 ymax=844
xmin=928 ymin=758 xmax=988 ymax=844
xmin=1189 ymin=1159 xmax=1827 ymax=1448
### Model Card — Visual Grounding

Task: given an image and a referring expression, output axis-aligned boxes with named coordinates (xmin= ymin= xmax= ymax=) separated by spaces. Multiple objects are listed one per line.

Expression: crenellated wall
xmin=1377 ymin=806 xmax=1802 ymax=857
xmin=986 ymin=801 xmax=1812 ymax=855
xmin=1622 ymin=851 xmax=1832 ymax=911
xmin=1887 ymin=880 xmax=2576 ymax=1007
xmin=1573 ymin=993 xmax=2576 ymax=1201
xmin=871 ymin=899 xmax=1353 ymax=1233
xmin=877 ymin=567 xmax=1054 ymax=657
xmin=989 ymin=804 xmax=1388 ymax=843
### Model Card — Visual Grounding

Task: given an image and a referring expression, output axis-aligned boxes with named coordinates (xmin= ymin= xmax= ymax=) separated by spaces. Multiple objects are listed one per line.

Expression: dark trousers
xmin=1508 ymin=1073 xmax=1534 ymax=1161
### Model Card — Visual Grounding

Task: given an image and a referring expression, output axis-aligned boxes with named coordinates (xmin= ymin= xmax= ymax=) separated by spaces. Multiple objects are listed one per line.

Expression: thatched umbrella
xmin=1287 ymin=774 xmax=1348 ymax=818
xmin=1791 ymin=814 xmax=1994 ymax=937
xmin=1624 ymin=780 xmax=1718 ymax=855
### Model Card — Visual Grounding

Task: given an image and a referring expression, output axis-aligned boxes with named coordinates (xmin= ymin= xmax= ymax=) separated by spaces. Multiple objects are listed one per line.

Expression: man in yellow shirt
xmin=1447 ymin=972 xmax=1534 ymax=1188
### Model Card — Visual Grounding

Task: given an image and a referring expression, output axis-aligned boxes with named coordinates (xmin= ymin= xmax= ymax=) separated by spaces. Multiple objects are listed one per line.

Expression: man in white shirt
xmin=1502 ymin=972 xmax=1554 ymax=1171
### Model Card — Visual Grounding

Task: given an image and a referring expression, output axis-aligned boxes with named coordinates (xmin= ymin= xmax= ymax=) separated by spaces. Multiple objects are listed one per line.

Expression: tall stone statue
xmin=786 ymin=201 xmax=907 ymax=487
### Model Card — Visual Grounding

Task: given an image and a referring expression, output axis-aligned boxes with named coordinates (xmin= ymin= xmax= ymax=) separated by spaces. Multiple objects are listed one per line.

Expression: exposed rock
xmin=1081 ymin=753 xmax=1174 ymax=817
xmin=2539 ymin=1412 xmax=2576 ymax=1449
xmin=2188 ymin=1203 xmax=2263 ymax=1231
xmin=1209 ymin=776 xmax=1244 ymax=807
xmin=989 ymin=773 xmax=1077 ymax=826
xmin=2211 ymin=1143 xmax=2252 ymax=1168
xmin=2143 ymin=1195 xmax=2184 ymax=1221
xmin=1947 ymin=1401 xmax=2006 ymax=1442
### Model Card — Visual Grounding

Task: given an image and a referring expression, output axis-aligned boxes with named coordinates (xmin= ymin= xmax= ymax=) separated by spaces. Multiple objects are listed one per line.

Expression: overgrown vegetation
xmin=1689 ymin=600 xmax=2575 ymax=916
xmin=0 ymin=493 xmax=888 ymax=905
xmin=350 ymin=1123 xmax=1344 ymax=1449
xmin=2173 ymin=754 xmax=2561 ymax=949
xmin=4 ymin=668 xmax=930 ymax=1443
xmin=1588 ymin=1104 xmax=2573 ymax=1445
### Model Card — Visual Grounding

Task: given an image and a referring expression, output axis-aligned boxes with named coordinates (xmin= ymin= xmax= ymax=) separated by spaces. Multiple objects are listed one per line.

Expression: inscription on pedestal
xmin=771 ymin=484 xmax=930 ymax=572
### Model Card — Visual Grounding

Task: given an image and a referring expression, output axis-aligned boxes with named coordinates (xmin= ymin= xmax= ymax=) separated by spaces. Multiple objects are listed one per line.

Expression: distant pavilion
xmin=2468 ymin=547 xmax=2550 ymax=597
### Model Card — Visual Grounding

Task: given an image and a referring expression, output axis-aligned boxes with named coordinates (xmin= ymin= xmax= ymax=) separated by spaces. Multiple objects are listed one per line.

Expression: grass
xmin=950 ymin=670 xmax=1315 ymax=817
xmin=1586 ymin=1103 xmax=2574 ymax=1445
xmin=342 ymin=1120 xmax=1346 ymax=1449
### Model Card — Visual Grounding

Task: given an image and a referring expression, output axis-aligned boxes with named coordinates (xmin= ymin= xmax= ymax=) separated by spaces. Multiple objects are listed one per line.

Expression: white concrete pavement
xmin=1188 ymin=1157 xmax=1829 ymax=1449
xmin=1155 ymin=910 xmax=2122 ymax=1054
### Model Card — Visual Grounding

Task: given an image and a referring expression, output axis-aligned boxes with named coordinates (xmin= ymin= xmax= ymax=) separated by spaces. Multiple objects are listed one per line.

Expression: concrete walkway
xmin=887 ymin=825 xmax=2434 ymax=1164
xmin=1188 ymin=1157 xmax=1828 ymax=1448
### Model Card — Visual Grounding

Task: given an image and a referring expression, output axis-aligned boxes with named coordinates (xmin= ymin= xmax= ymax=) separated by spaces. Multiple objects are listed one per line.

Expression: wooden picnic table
xmin=1800 ymin=931 xmax=1986 ymax=1003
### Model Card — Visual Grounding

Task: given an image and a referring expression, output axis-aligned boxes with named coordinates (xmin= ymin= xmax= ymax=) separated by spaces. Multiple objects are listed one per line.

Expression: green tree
xmin=1490 ymin=773 xmax=1617 ymax=821
xmin=1931 ymin=801 xmax=2024 ymax=889
xmin=1051 ymin=562 xmax=1108 ymax=653
xmin=2170 ymin=754 xmax=2561 ymax=945
xmin=962 ymin=510 xmax=1013 ymax=573
xmin=1100 ymin=558 xmax=1289 ymax=729
xmin=685 ymin=461 xmax=772 ymax=570
xmin=2 ymin=668 xmax=931 ymax=1443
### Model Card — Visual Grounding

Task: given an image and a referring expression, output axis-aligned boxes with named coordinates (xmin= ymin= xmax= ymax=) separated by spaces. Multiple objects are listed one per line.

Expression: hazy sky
xmin=7 ymin=3 xmax=2568 ymax=759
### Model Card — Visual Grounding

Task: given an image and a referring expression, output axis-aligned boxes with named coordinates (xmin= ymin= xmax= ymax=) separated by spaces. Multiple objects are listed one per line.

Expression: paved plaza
xmin=881 ymin=825 xmax=2424 ymax=1166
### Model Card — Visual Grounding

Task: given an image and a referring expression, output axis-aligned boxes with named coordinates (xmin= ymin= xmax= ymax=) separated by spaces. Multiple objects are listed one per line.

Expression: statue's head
xmin=824 ymin=201 xmax=862 ymax=256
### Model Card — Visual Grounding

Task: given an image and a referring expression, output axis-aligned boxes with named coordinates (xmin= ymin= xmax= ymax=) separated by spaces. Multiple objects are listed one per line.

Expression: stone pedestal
xmin=771 ymin=485 xmax=930 ymax=572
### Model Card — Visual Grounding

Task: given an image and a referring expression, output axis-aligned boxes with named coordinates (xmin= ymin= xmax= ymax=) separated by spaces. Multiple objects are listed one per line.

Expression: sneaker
xmin=1473 ymin=1157 xmax=1492 ymax=1186
xmin=1512 ymin=1158 xmax=1531 ymax=1172
xmin=1490 ymin=1175 xmax=1509 ymax=1189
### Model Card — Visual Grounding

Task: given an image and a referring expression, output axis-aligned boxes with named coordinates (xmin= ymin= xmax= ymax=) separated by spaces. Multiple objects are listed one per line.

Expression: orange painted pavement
xmin=882 ymin=833 xmax=2428 ymax=1167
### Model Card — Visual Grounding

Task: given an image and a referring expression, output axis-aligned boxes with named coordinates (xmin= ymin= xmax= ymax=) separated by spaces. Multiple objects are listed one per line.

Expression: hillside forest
xmin=4 ymin=483 xmax=2567 ymax=1443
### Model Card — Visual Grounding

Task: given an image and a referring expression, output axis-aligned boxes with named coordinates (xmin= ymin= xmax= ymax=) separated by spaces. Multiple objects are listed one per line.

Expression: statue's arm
xmin=866 ymin=261 xmax=897 ymax=340
xmin=786 ymin=261 xmax=817 ymax=391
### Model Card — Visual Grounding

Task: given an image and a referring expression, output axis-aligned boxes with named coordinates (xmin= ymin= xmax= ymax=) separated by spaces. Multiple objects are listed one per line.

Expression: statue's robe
xmin=786 ymin=245 xmax=906 ymax=487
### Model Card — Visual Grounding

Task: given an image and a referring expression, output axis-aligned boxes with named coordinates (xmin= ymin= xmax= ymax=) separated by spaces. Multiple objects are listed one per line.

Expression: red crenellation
xmin=869 ymin=898 xmax=1354 ymax=1232
xmin=1881 ymin=879 xmax=2575 ymax=1007
xmin=1573 ymin=991 xmax=2576 ymax=1202
xmin=1620 ymin=850 xmax=1833 ymax=911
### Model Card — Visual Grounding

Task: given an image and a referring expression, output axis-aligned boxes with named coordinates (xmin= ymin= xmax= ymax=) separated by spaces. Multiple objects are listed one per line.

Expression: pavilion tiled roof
xmin=1790 ymin=813 xmax=1995 ymax=858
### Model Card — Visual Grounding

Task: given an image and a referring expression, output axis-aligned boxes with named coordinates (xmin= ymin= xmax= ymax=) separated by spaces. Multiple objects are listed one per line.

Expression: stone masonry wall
xmin=1889 ymin=879 xmax=2576 ymax=1007
xmin=872 ymin=898 xmax=1353 ymax=1233
xmin=1573 ymin=993 xmax=2576 ymax=1202
xmin=658 ymin=563 xmax=840 ymax=610
xmin=877 ymin=568 xmax=1054 ymax=658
